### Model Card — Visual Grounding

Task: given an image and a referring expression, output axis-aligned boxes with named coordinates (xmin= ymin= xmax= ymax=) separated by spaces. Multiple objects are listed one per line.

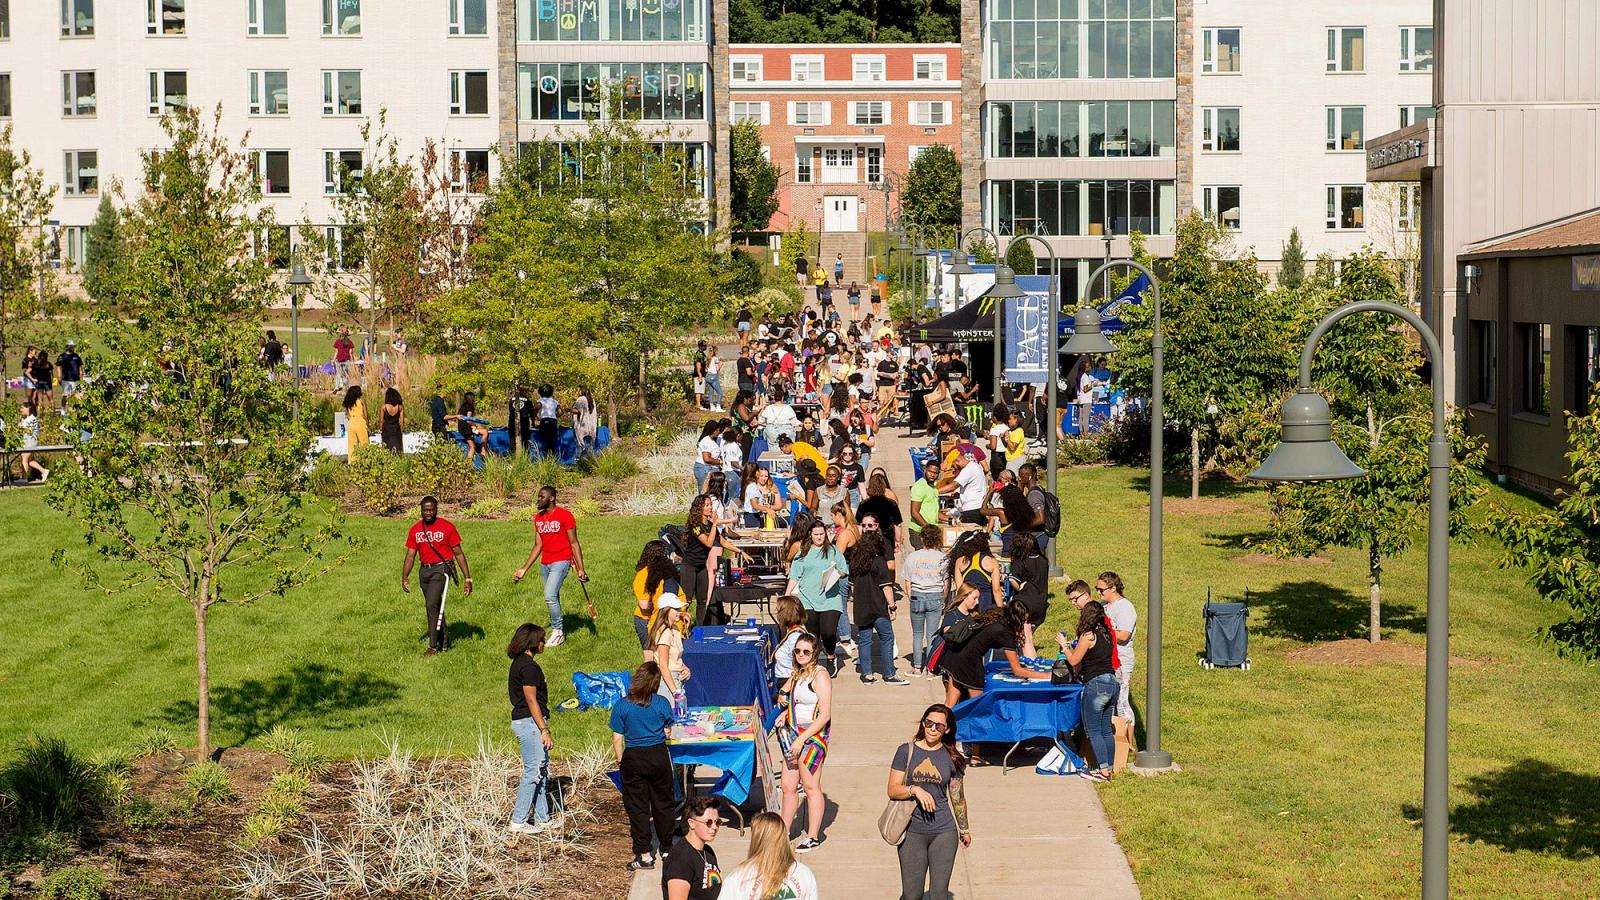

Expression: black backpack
xmin=1038 ymin=489 xmax=1062 ymax=537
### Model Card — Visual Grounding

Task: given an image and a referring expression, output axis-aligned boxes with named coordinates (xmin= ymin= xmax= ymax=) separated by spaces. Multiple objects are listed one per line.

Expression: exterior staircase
xmin=817 ymin=231 xmax=871 ymax=288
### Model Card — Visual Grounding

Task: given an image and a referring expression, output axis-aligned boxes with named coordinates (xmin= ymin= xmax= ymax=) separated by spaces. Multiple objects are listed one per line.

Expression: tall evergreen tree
xmin=82 ymin=195 xmax=124 ymax=303
xmin=1278 ymin=227 xmax=1307 ymax=288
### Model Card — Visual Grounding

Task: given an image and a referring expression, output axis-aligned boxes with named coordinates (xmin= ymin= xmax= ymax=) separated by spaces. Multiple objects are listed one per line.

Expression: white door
xmin=821 ymin=147 xmax=856 ymax=184
xmin=824 ymin=195 xmax=857 ymax=231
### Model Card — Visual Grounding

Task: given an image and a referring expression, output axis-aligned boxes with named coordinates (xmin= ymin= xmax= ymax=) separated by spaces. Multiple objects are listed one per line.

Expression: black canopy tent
xmin=911 ymin=295 xmax=997 ymax=343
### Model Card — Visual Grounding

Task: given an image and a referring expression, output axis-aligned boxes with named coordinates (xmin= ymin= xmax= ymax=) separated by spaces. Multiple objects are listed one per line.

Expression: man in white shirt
xmin=1097 ymin=571 xmax=1138 ymax=723
xmin=947 ymin=447 xmax=988 ymax=525
xmin=757 ymin=388 xmax=800 ymax=448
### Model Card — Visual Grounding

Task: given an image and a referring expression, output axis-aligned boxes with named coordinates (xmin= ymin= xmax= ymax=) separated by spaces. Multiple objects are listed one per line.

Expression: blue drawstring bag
xmin=570 ymin=671 xmax=631 ymax=711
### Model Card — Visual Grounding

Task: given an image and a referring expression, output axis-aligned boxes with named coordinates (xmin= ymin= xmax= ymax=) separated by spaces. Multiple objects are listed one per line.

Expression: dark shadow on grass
xmin=148 ymin=662 xmax=402 ymax=746
xmin=1122 ymin=473 xmax=1260 ymax=501
xmin=445 ymin=621 xmax=486 ymax=644
xmin=561 ymin=612 xmax=599 ymax=637
xmin=1252 ymin=580 xmax=1425 ymax=643
xmin=1401 ymin=759 xmax=1600 ymax=860
xmin=1202 ymin=528 xmax=1278 ymax=553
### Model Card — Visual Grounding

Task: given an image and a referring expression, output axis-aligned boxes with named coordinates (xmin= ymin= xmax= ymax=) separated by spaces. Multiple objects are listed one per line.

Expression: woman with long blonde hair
xmin=720 ymin=811 xmax=819 ymax=899
xmin=776 ymin=633 xmax=832 ymax=853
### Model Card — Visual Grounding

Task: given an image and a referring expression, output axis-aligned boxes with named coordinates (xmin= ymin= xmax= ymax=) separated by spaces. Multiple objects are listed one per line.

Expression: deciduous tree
xmin=730 ymin=119 xmax=780 ymax=235
xmin=901 ymin=145 xmax=961 ymax=229
xmin=0 ymin=125 xmax=57 ymax=400
xmin=48 ymin=108 xmax=354 ymax=758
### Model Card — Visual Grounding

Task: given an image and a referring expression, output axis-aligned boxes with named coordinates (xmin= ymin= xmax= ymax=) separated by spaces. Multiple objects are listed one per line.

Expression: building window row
xmin=731 ymin=55 xmax=948 ymax=83
xmin=988 ymin=100 xmax=1175 ymax=159
xmin=53 ymin=68 xmax=491 ymax=120
xmin=515 ymin=141 xmax=710 ymax=198
xmin=1199 ymin=26 xmax=1431 ymax=75
xmin=1473 ymin=321 xmax=1600 ymax=417
xmin=768 ymin=99 xmax=949 ymax=127
xmin=1187 ymin=104 xmax=1431 ymax=154
xmin=517 ymin=63 xmax=707 ymax=122
xmin=988 ymin=0 xmax=1178 ymax=81
xmin=517 ymin=0 xmax=706 ymax=43
xmin=987 ymin=178 xmax=1178 ymax=238
xmin=48 ymin=0 xmax=487 ymax=39
xmin=792 ymin=145 xmax=885 ymax=185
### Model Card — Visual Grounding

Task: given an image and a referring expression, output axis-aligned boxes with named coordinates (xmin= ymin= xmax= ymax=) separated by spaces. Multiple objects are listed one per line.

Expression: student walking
xmin=888 ymin=703 xmax=971 ymax=900
xmin=849 ymin=530 xmax=907 ymax=685
xmin=902 ymin=526 xmax=948 ymax=676
xmin=784 ymin=522 xmax=847 ymax=673
xmin=380 ymin=388 xmax=404 ymax=454
xmin=611 ymin=662 xmax=678 ymax=872
xmin=513 ymin=486 xmax=587 ymax=647
xmin=506 ymin=623 xmax=557 ymax=834
xmin=400 ymin=497 xmax=473 ymax=655
xmin=720 ymin=811 xmax=819 ymax=899
xmin=777 ymin=634 xmax=832 ymax=853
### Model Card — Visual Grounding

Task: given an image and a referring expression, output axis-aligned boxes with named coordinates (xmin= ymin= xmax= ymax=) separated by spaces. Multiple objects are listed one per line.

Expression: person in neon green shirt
xmin=909 ymin=458 xmax=944 ymax=536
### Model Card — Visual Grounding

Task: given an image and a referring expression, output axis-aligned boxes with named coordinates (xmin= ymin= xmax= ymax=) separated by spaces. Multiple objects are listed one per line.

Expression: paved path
xmin=630 ymin=393 xmax=1140 ymax=899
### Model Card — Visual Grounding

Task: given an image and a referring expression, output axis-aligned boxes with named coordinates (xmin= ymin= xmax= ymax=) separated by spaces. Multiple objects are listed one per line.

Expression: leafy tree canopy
xmin=731 ymin=0 xmax=959 ymax=44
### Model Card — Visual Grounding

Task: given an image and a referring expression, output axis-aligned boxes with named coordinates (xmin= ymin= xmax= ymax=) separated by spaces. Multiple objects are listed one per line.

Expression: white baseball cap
xmin=657 ymin=594 xmax=687 ymax=610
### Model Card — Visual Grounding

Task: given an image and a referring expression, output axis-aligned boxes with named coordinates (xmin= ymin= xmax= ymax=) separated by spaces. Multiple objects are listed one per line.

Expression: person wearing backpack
xmin=887 ymin=703 xmax=970 ymax=900
xmin=1017 ymin=463 xmax=1060 ymax=567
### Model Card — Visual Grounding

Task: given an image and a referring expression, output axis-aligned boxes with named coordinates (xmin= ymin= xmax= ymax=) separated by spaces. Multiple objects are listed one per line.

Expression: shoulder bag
xmin=879 ymin=744 xmax=917 ymax=846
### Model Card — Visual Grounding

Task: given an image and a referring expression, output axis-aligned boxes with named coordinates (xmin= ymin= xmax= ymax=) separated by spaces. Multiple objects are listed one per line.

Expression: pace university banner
xmin=1003 ymin=294 xmax=1049 ymax=384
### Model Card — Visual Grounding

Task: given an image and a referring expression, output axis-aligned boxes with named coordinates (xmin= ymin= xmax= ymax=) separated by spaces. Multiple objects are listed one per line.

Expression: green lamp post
xmin=287 ymin=263 xmax=313 ymax=420
xmin=1249 ymin=300 xmax=1451 ymax=900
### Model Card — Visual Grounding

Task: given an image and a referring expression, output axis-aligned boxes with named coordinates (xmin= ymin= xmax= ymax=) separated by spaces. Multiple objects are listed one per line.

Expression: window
xmin=791 ymin=56 xmax=824 ymax=82
xmin=147 ymin=0 xmax=184 ymax=35
xmin=62 ymin=71 xmax=97 ymax=117
xmin=1470 ymin=320 xmax=1496 ymax=406
xmin=1400 ymin=26 xmax=1433 ymax=72
xmin=852 ymin=55 xmax=885 ymax=82
xmin=910 ymin=101 xmax=950 ymax=126
xmin=987 ymin=179 xmax=1178 ymax=237
xmin=1519 ymin=323 xmax=1551 ymax=416
xmin=251 ymin=149 xmax=290 ymax=194
xmin=323 ymin=70 xmax=362 ymax=115
xmin=63 ymin=150 xmax=98 ymax=196
xmin=865 ymin=146 xmax=882 ymax=184
xmin=1326 ymin=27 xmax=1364 ymax=72
xmin=517 ymin=62 xmax=707 ymax=122
xmin=1 ymin=0 xmax=9 ymax=40
xmin=449 ymin=0 xmax=488 ymax=35
xmin=449 ymin=70 xmax=489 ymax=115
xmin=147 ymin=70 xmax=188 ymax=116
xmin=249 ymin=70 xmax=289 ymax=115
xmin=821 ymin=147 xmax=855 ymax=184
xmin=914 ymin=56 xmax=947 ymax=80
xmin=323 ymin=149 xmax=364 ymax=194
xmin=731 ymin=57 xmax=763 ymax=82
xmin=323 ymin=0 xmax=360 ymax=35
xmin=1202 ymin=185 xmax=1241 ymax=231
xmin=789 ymin=101 xmax=828 ymax=126
xmin=61 ymin=0 xmax=94 ymax=36
xmin=449 ymin=149 xmax=490 ymax=193
xmin=249 ymin=0 xmax=287 ymax=35
xmin=988 ymin=99 xmax=1175 ymax=159
xmin=795 ymin=150 xmax=812 ymax=184
xmin=517 ymin=0 xmax=706 ymax=41
xmin=1201 ymin=107 xmax=1241 ymax=152
xmin=323 ymin=225 xmax=363 ymax=271
xmin=1326 ymin=185 xmax=1364 ymax=229
xmin=253 ymin=225 xmax=292 ymax=269
xmin=909 ymin=145 xmax=939 ymax=164
xmin=1202 ymin=27 xmax=1241 ymax=73
xmin=60 ymin=226 xmax=87 ymax=270
xmin=731 ymin=101 xmax=768 ymax=124
xmin=0 ymin=74 xmax=10 ymax=119
xmin=1397 ymin=183 xmax=1421 ymax=231
xmin=1325 ymin=106 xmax=1365 ymax=151
xmin=851 ymin=101 xmax=887 ymax=126
xmin=1569 ymin=326 xmax=1600 ymax=415
xmin=1400 ymin=105 xmax=1435 ymax=128
xmin=987 ymin=0 xmax=1177 ymax=80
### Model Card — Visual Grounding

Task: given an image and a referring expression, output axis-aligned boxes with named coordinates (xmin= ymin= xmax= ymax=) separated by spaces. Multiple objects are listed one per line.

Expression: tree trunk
xmin=193 ymin=597 xmax=211 ymax=759
xmin=1190 ymin=426 xmax=1201 ymax=500
xmin=636 ymin=351 xmax=649 ymax=414
xmin=607 ymin=388 xmax=619 ymax=438
xmin=1368 ymin=542 xmax=1382 ymax=644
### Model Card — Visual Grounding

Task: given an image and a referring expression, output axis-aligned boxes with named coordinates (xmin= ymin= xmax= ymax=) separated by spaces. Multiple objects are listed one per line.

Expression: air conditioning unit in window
xmin=865 ymin=128 xmax=877 ymax=135
xmin=924 ymin=127 xmax=937 ymax=135
xmin=803 ymin=128 xmax=815 ymax=136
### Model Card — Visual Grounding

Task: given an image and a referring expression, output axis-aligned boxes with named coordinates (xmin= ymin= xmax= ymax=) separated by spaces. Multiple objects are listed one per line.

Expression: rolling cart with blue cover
xmin=1201 ymin=588 xmax=1251 ymax=670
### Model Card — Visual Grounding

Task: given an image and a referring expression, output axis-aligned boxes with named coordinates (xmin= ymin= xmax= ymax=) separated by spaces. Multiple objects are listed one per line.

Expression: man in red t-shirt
xmin=513 ymin=486 xmax=586 ymax=647
xmin=333 ymin=331 xmax=355 ymax=389
xmin=401 ymin=496 xmax=473 ymax=655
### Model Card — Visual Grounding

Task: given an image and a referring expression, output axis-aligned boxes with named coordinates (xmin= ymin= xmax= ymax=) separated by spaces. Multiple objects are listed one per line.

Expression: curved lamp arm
xmin=957 ymin=226 xmax=1001 ymax=262
xmin=1297 ymin=299 xmax=1446 ymax=443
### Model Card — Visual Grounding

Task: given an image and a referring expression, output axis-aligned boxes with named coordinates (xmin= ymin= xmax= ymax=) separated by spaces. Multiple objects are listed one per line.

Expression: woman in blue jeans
xmin=506 ymin=623 xmax=558 ymax=832
xmin=1058 ymin=600 xmax=1119 ymax=782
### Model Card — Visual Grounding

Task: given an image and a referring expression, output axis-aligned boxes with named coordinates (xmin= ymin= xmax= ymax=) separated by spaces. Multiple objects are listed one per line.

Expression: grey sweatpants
xmin=897 ymin=828 xmax=958 ymax=900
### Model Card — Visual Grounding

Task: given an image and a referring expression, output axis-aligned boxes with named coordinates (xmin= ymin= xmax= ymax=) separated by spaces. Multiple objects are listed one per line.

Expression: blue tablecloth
xmin=669 ymin=738 xmax=758 ymax=806
xmin=682 ymin=638 xmax=773 ymax=718
xmin=952 ymin=664 xmax=1082 ymax=744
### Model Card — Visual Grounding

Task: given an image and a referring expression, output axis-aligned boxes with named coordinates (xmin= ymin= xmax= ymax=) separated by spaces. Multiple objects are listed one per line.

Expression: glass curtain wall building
xmin=967 ymin=0 xmax=1186 ymax=301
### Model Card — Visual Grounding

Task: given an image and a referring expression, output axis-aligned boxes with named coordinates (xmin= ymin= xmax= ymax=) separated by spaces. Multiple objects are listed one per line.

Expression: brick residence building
xmin=728 ymin=44 xmax=961 ymax=238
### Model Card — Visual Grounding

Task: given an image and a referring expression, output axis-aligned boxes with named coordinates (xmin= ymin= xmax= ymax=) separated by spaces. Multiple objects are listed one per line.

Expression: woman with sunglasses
xmin=663 ymin=795 xmax=726 ymax=900
xmin=835 ymin=445 xmax=866 ymax=505
xmin=889 ymin=703 xmax=971 ymax=899
xmin=777 ymin=633 xmax=832 ymax=853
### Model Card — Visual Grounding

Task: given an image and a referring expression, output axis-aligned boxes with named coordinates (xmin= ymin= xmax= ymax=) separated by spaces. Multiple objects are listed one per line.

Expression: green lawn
xmin=0 ymin=497 xmax=660 ymax=758
xmin=1047 ymin=467 xmax=1600 ymax=899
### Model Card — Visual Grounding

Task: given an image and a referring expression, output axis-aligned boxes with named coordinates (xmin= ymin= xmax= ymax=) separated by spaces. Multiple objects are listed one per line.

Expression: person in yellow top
xmin=779 ymin=435 xmax=828 ymax=475
xmin=342 ymin=386 xmax=368 ymax=457
xmin=1004 ymin=406 xmax=1027 ymax=473
xmin=631 ymin=541 xmax=684 ymax=658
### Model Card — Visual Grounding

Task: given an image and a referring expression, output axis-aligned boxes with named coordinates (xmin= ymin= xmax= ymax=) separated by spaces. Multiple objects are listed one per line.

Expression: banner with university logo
xmin=1003 ymin=294 xmax=1049 ymax=384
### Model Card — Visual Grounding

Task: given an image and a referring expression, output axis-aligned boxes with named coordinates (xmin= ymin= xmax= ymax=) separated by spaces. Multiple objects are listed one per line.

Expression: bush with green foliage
xmin=527 ymin=455 xmax=581 ymax=491
xmin=0 ymin=737 xmax=106 ymax=834
xmin=114 ymin=797 xmax=175 ymax=831
xmin=345 ymin=444 xmax=408 ymax=513
xmin=306 ymin=453 xmax=345 ymax=499
xmin=409 ymin=438 xmax=475 ymax=501
xmin=481 ymin=453 xmax=535 ymax=500
xmin=38 ymin=866 xmax=109 ymax=900
xmin=182 ymin=761 xmax=235 ymax=805
xmin=463 ymin=498 xmax=507 ymax=519
xmin=724 ymin=250 xmax=765 ymax=296
xmin=582 ymin=449 xmax=641 ymax=481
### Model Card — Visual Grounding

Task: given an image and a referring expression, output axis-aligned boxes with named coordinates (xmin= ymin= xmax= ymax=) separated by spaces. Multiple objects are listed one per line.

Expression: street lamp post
xmin=1248 ymin=301 xmax=1450 ymax=900
xmin=1065 ymin=258 xmax=1171 ymax=771
xmin=945 ymin=227 xmax=1005 ymax=402
xmin=287 ymin=263 xmax=313 ymax=420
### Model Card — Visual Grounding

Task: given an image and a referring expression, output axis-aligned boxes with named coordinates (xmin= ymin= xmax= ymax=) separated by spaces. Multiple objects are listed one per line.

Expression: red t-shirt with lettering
xmin=406 ymin=518 xmax=461 ymax=564
xmin=534 ymin=507 xmax=578 ymax=564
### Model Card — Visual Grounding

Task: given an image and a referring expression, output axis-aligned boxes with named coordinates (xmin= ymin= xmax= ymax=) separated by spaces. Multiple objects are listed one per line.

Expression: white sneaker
xmin=546 ymin=631 xmax=565 ymax=647
xmin=39 ymin=468 xmax=50 ymax=482
xmin=532 ymin=818 xmax=562 ymax=833
xmin=509 ymin=822 xmax=539 ymax=835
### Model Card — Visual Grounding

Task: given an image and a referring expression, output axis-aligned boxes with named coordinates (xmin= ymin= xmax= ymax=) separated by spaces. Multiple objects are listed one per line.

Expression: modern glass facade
xmin=517 ymin=141 xmax=710 ymax=197
xmin=987 ymin=0 xmax=1177 ymax=80
xmin=516 ymin=62 xmax=707 ymax=121
xmin=516 ymin=0 xmax=707 ymax=42
xmin=987 ymin=178 xmax=1177 ymax=236
xmin=987 ymin=100 xmax=1175 ymax=158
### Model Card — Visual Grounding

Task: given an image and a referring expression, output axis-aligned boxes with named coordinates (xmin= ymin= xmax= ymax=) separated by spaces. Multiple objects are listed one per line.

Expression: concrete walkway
xmin=630 ymin=383 xmax=1140 ymax=899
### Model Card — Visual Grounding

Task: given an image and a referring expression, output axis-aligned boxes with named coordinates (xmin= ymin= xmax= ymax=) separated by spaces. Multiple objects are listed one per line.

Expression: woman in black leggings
xmin=784 ymin=519 xmax=848 ymax=673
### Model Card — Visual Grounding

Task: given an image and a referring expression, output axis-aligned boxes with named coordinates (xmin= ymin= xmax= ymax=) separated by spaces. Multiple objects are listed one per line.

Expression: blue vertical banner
xmin=1003 ymin=293 xmax=1049 ymax=384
